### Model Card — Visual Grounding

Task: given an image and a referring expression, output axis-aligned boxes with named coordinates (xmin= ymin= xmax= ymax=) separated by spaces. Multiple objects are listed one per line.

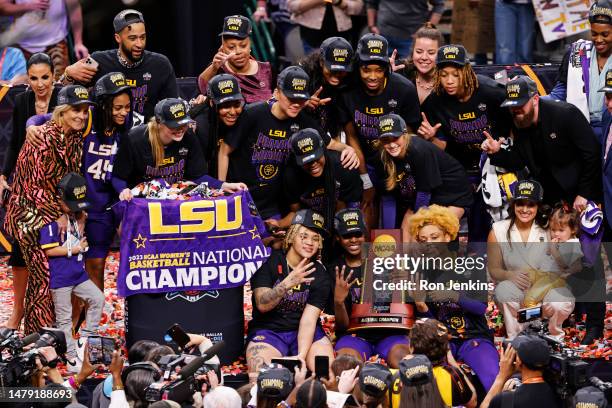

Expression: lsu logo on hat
xmin=379 ymin=117 xmax=395 ymax=132
xmin=312 ymin=213 xmax=325 ymax=228
xmin=75 ymin=86 xmax=89 ymax=99
xmin=169 ymin=103 xmax=186 ymax=118
xmin=297 ymin=137 xmax=314 ymax=153
xmin=606 ymin=70 xmax=612 ymax=87
xmin=73 ymin=185 xmax=86 ymax=199
xmin=218 ymin=79 xmax=234 ymax=94
xmin=226 ymin=17 xmax=243 ymax=32
xmin=367 ymin=39 xmax=384 ymax=53
xmin=333 ymin=48 xmax=348 ymax=62
xmin=442 ymin=45 xmax=459 ymax=59
xmin=292 ymin=78 xmax=306 ymax=91
xmin=507 ymin=83 xmax=521 ymax=98
xmin=110 ymin=73 xmax=126 ymax=87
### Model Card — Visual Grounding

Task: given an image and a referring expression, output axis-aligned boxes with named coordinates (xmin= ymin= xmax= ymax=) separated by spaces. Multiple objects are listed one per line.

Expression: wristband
xmin=360 ymin=173 xmax=373 ymax=190
xmin=112 ymin=385 xmax=124 ymax=391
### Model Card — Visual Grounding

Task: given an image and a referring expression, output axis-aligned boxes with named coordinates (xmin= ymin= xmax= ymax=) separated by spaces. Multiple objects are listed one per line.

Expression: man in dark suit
xmin=482 ymin=76 xmax=605 ymax=345
xmin=482 ymin=76 xmax=601 ymax=209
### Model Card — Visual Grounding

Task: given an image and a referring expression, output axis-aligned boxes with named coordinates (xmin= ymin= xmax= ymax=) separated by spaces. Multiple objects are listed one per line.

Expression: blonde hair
xmin=408 ymin=205 xmax=460 ymax=240
xmin=283 ymin=224 xmax=323 ymax=260
xmin=147 ymin=117 xmax=165 ymax=167
xmin=380 ymin=133 xmax=411 ymax=191
xmin=433 ymin=63 xmax=479 ymax=100
xmin=51 ymin=104 xmax=75 ymax=129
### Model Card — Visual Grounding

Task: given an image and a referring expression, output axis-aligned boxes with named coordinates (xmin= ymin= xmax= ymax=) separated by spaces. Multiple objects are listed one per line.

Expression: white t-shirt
xmin=14 ymin=0 xmax=68 ymax=52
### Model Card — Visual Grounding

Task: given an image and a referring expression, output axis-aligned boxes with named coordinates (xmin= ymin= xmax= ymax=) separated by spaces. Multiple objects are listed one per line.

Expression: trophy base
xmin=348 ymin=303 xmax=414 ymax=331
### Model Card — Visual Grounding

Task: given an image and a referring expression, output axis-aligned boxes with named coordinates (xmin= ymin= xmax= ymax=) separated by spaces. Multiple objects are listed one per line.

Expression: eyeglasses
xmin=298 ymin=232 xmax=321 ymax=244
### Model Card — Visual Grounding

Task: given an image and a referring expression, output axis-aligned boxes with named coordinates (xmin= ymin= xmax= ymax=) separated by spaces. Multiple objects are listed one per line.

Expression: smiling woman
xmin=3 ymin=85 xmax=96 ymax=334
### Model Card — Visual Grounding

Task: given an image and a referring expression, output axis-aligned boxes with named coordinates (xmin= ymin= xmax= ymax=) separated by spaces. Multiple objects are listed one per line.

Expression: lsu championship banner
xmin=117 ymin=190 xmax=270 ymax=296
xmin=533 ymin=0 xmax=590 ymax=43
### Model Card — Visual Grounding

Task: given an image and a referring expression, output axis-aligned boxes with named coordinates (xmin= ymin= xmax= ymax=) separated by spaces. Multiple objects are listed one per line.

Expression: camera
xmin=518 ymin=320 xmax=589 ymax=400
xmin=0 ymin=328 xmax=67 ymax=386
xmin=144 ymin=341 xmax=224 ymax=404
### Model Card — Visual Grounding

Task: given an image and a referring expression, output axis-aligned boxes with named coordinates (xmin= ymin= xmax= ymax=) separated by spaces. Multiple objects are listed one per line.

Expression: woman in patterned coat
xmin=4 ymin=85 xmax=95 ymax=334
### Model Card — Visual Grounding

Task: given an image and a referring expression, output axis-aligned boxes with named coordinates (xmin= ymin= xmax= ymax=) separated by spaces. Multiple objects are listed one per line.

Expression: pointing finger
xmin=313 ymin=86 xmax=324 ymax=98
xmin=421 ymin=112 xmax=430 ymax=124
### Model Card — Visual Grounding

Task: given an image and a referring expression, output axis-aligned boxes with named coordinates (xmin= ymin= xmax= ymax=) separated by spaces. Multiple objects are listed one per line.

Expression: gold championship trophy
xmin=348 ymin=229 xmax=414 ymax=331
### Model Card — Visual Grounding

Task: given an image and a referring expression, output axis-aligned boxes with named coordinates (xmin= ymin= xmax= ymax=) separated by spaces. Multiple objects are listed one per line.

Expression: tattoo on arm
xmin=255 ymin=283 xmax=288 ymax=309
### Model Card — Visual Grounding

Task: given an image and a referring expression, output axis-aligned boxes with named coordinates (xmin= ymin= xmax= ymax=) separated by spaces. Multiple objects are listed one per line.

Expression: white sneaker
xmin=76 ymin=337 xmax=86 ymax=363
xmin=66 ymin=359 xmax=81 ymax=374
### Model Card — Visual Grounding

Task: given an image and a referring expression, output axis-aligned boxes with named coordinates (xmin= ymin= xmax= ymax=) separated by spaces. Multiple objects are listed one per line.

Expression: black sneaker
xmin=580 ymin=326 xmax=604 ymax=345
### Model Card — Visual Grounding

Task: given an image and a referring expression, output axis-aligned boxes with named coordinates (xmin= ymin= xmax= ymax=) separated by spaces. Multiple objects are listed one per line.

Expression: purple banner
xmin=117 ymin=190 xmax=270 ymax=297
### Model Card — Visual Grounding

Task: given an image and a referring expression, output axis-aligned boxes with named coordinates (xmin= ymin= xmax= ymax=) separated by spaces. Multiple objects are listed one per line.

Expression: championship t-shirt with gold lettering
xmin=225 ymin=101 xmax=329 ymax=219
xmin=113 ymin=124 xmax=206 ymax=188
xmin=337 ymin=72 xmax=420 ymax=173
xmin=421 ymin=75 xmax=512 ymax=177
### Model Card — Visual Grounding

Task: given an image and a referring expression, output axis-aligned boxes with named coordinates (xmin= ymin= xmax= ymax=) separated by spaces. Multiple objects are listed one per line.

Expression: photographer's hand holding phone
xmin=109 ymin=351 xmax=126 ymax=391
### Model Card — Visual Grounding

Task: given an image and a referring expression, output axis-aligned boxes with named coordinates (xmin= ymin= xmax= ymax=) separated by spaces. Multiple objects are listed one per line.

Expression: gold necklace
xmin=416 ymin=76 xmax=434 ymax=90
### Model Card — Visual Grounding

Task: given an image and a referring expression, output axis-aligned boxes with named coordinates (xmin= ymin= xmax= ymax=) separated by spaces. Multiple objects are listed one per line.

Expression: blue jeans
xmin=385 ymin=35 xmax=413 ymax=61
xmin=494 ymin=0 xmax=535 ymax=64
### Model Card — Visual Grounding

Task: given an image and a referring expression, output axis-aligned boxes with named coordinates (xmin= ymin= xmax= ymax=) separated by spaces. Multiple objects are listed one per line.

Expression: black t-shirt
xmin=113 ymin=124 xmax=206 ymax=188
xmin=189 ymin=102 xmax=232 ymax=177
xmin=489 ymin=383 xmax=562 ymax=408
xmin=325 ymin=256 xmax=364 ymax=321
xmin=393 ymin=164 xmax=417 ymax=210
xmin=421 ymin=75 xmax=512 ymax=177
xmin=338 ymin=73 xmax=421 ymax=171
xmin=395 ymin=136 xmax=473 ymax=208
xmin=224 ymin=101 xmax=329 ymax=219
xmin=283 ymin=151 xmax=363 ymax=214
xmin=249 ymin=249 xmax=331 ymax=333
xmin=91 ymin=50 xmax=178 ymax=123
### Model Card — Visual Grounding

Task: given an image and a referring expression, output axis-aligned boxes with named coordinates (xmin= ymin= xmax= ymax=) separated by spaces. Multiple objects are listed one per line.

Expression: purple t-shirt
xmin=82 ymin=129 xmax=120 ymax=213
xmin=39 ymin=221 xmax=88 ymax=289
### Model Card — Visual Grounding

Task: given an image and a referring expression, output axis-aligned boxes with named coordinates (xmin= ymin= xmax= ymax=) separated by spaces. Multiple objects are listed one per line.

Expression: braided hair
xmin=433 ymin=63 xmax=479 ymax=100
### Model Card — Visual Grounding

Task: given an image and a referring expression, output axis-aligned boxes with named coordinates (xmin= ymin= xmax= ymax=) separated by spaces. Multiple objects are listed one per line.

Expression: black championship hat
xmin=320 ymin=36 xmax=354 ymax=72
xmin=58 ymin=172 xmax=90 ymax=212
xmin=113 ymin=9 xmax=145 ymax=33
xmin=94 ymin=72 xmax=132 ymax=99
xmin=277 ymin=66 xmax=311 ymax=100
xmin=219 ymin=15 xmax=252 ymax=39
xmin=290 ymin=128 xmax=325 ymax=166
xmin=500 ymin=76 xmax=538 ymax=107
xmin=512 ymin=179 xmax=544 ymax=203
xmin=291 ymin=209 xmax=326 ymax=236
xmin=334 ymin=208 xmax=367 ymax=237
xmin=589 ymin=0 xmax=612 ymax=24
xmin=257 ymin=365 xmax=294 ymax=399
xmin=599 ymin=69 xmax=612 ymax=93
xmin=356 ymin=33 xmax=389 ymax=64
xmin=154 ymin=98 xmax=193 ymax=128
xmin=511 ymin=335 xmax=551 ymax=369
xmin=436 ymin=44 xmax=468 ymax=67
xmin=399 ymin=355 xmax=434 ymax=387
xmin=573 ymin=386 xmax=608 ymax=408
xmin=378 ymin=113 xmax=407 ymax=138
xmin=57 ymin=85 xmax=95 ymax=106
xmin=359 ymin=363 xmax=393 ymax=398
xmin=207 ymin=73 xmax=244 ymax=105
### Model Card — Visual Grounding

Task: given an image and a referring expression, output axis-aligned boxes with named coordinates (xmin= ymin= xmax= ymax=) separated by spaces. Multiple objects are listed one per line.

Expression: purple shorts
xmin=335 ymin=334 xmax=409 ymax=361
xmin=247 ymin=326 xmax=327 ymax=356
xmin=85 ymin=210 xmax=118 ymax=259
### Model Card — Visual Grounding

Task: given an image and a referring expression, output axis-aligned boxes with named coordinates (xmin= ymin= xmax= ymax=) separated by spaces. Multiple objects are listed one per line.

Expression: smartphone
xmin=517 ymin=306 xmax=542 ymax=323
xmin=166 ymin=323 xmax=191 ymax=349
xmin=314 ymin=355 xmax=329 ymax=379
xmin=271 ymin=358 xmax=302 ymax=373
xmin=87 ymin=336 xmax=114 ymax=365
xmin=84 ymin=56 xmax=99 ymax=69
